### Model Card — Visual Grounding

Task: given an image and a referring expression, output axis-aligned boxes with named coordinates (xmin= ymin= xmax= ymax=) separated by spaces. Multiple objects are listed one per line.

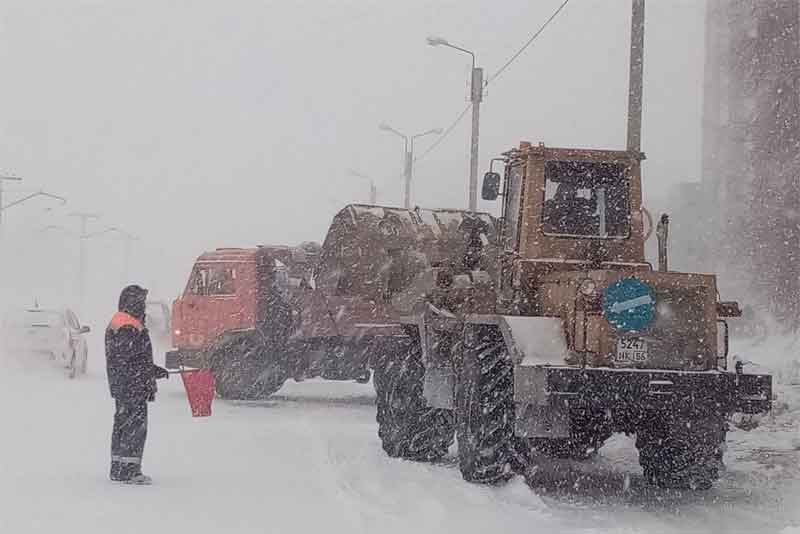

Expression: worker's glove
xmin=154 ymin=365 xmax=170 ymax=380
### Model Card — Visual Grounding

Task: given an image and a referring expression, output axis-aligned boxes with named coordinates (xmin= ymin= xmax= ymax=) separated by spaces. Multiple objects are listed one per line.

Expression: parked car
xmin=1 ymin=307 xmax=90 ymax=378
xmin=145 ymin=300 xmax=171 ymax=348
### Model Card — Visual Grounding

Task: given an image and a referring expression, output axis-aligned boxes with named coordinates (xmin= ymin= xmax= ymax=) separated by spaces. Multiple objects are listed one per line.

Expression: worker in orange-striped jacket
xmin=105 ymin=284 xmax=169 ymax=485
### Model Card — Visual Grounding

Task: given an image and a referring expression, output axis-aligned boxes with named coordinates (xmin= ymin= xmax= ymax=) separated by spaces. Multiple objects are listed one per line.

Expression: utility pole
xmin=69 ymin=212 xmax=99 ymax=310
xmin=626 ymin=0 xmax=645 ymax=154
xmin=469 ymin=66 xmax=484 ymax=211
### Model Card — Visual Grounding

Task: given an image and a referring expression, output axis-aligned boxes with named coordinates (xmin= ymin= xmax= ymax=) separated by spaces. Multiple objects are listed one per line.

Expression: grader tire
xmin=456 ymin=325 xmax=521 ymax=484
xmin=374 ymin=335 xmax=455 ymax=462
xmin=636 ymin=416 xmax=726 ymax=490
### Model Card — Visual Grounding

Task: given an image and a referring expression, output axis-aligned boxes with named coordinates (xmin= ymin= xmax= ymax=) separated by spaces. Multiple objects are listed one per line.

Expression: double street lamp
xmin=427 ymin=36 xmax=483 ymax=211
xmin=43 ymin=221 xmax=139 ymax=309
xmin=0 ymin=175 xmax=67 ymax=236
xmin=378 ymin=123 xmax=442 ymax=209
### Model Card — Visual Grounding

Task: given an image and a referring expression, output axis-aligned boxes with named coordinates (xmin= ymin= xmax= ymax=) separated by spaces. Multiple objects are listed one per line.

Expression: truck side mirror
xmin=481 ymin=172 xmax=501 ymax=201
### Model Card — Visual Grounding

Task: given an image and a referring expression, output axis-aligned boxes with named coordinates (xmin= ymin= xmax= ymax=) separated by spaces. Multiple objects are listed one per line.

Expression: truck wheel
xmin=456 ymin=325 xmax=519 ymax=484
xmin=374 ymin=335 xmax=455 ymax=462
xmin=636 ymin=416 xmax=726 ymax=490
xmin=212 ymin=336 xmax=287 ymax=400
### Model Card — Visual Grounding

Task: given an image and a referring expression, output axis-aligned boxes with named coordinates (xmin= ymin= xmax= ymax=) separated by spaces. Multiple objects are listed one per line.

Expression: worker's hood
xmin=118 ymin=284 xmax=148 ymax=322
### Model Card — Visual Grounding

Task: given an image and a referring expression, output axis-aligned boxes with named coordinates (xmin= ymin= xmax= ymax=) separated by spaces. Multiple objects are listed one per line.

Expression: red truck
xmin=167 ymin=204 xmax=491 ymax=400
xmin=166 ymin=244 xmax=319 ymax=398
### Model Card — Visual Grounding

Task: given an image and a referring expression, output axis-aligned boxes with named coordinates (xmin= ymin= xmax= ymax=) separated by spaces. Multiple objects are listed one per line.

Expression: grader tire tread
xmin=456 ymin=326 xmax=520 ymax=485
xmin=636 ymin=419 xmax=726 ymax=490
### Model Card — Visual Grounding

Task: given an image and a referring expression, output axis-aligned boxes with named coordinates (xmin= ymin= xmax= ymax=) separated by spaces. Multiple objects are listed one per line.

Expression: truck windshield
xmin=542 ymin=161 xmax=629 ymax=238
xmin=189 ymin=266 xmax=237 ymax=296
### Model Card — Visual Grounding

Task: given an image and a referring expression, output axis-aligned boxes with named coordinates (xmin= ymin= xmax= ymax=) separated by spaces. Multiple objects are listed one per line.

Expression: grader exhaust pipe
xmin=656 ymin=213 xmax=669 ymax=272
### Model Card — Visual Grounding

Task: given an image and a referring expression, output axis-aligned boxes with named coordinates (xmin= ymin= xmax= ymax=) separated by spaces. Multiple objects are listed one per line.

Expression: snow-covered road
xmin=1 ymin=349 xmax=798 ymax=534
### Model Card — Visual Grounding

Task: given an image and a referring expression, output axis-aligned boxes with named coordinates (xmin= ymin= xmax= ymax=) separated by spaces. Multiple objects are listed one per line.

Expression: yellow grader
xmin=367 ymin=1 xmax=771 ymax=490
xmin=370 ymin=144 xmax=772 ymax=490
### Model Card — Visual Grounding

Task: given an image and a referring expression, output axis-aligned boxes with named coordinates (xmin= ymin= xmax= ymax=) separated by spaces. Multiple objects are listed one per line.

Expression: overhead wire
xmin=415 ymin=103 xmax=472 ymax=163
xmin=486 ymin=0 xmax=571 ymax=86
xmin=414 ymin=0 xmax=571 ymax=165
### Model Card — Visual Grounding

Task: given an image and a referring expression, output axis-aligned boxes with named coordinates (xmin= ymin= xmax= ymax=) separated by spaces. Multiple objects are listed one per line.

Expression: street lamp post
xmin=44 ymin=222 xmax=138 ymax=305
xmin=68 ymin=212 xmax=100 ymax=310
xmin=105 ymin=227 xmax=139 ymax=283
xmin=379 ymin=123 xmax=442 ymax=208
xmin=348 ymin=169 xmax=378 ymax=204
xmin=427 ymin=36 xmax=483 ymax=211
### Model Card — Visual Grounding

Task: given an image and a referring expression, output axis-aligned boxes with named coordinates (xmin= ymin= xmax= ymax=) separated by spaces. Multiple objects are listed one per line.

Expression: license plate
xmin=615 ymin=338 xmax=648 ymax=363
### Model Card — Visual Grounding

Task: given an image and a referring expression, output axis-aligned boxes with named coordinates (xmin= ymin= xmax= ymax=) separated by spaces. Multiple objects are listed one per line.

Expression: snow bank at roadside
xmin=731 ymin=327 xmax=800 ymax=384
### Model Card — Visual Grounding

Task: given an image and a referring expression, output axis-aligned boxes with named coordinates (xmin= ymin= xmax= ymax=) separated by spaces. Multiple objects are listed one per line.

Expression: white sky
xmin=0 ymin=0 xmax=705 ymax=314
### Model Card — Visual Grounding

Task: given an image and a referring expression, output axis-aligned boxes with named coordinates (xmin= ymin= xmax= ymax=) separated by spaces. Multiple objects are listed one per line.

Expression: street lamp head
xmin=426 ymin=36 xmax=449 ymax=47
xmin=379 ymin=122 xmax=408 ymax=142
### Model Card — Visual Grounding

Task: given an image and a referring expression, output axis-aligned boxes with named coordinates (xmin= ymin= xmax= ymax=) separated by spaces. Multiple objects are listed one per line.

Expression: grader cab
xmin=372 ymin=142 xmax=772 ymax=490
xmin=483 ymin=143 xmax=729 ymax=372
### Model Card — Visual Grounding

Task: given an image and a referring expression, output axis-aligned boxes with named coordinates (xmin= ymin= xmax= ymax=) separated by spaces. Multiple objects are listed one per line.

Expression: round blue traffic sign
xmin=602 ymin=277 xmax=656 ymax=332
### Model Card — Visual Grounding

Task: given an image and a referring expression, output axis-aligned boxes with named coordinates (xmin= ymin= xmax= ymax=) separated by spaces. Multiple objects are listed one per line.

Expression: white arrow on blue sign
xmin=602 ymin=278 xmax=656 ymax=332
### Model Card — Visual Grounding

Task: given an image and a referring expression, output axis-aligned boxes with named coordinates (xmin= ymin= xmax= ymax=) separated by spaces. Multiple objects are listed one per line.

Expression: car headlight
xmin=579 ymin=279 xmax=598 ymax=297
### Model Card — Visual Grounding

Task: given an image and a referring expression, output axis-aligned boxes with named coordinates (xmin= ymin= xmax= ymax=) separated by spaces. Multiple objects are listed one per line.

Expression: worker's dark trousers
xmin=110 ymin=400 xmax=148 ymax=481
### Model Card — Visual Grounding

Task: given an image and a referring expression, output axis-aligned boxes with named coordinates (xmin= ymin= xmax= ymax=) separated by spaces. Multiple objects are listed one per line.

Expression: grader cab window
xmin=503 ymin=164 xmax=525 ymax=250
xmin=542 ymin=161 xmax=629 ymax=238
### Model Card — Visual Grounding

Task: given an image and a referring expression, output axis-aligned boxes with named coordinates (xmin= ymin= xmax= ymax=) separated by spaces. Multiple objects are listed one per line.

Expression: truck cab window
xmin=188 ymin=267 xmax=236 ymax=296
